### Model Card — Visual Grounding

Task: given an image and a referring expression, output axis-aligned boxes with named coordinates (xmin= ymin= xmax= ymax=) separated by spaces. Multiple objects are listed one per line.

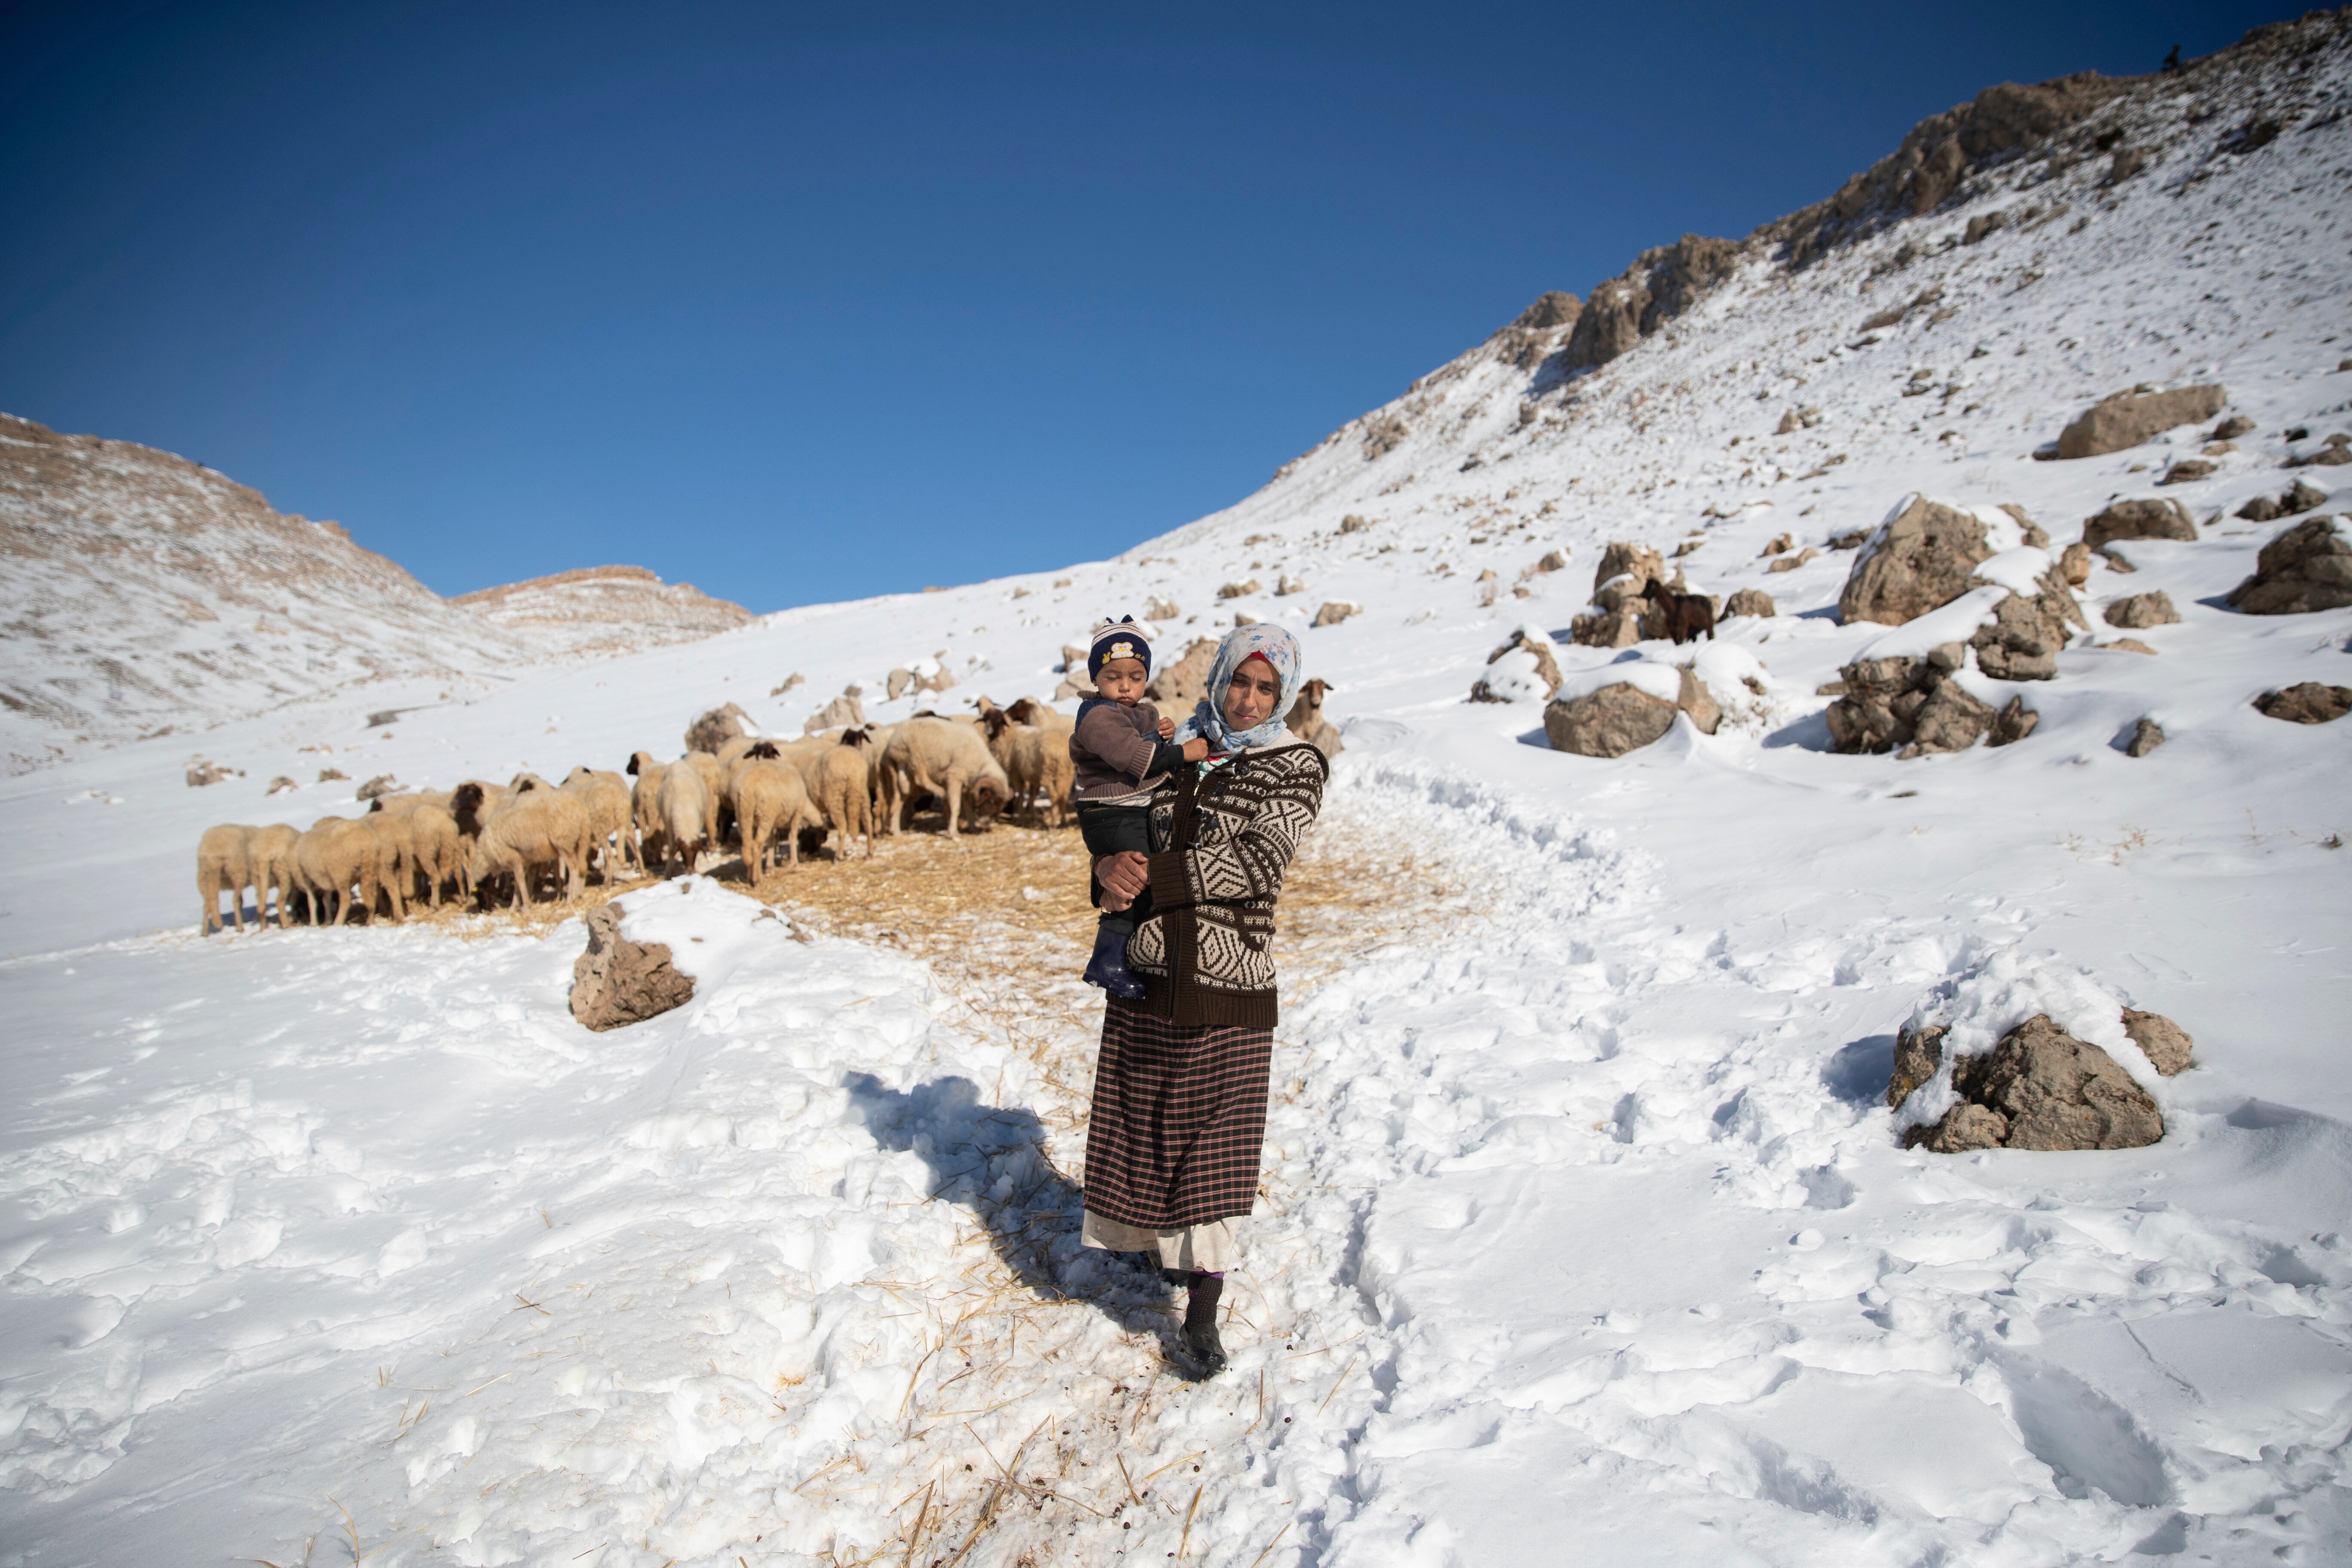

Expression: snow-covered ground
xmin=6 ymin=18 xmax=2352 ymax=1566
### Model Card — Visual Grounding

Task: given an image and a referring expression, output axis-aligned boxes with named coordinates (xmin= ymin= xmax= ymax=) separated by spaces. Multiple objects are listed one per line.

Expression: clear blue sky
xmin=0 ymin=0 xmax=2288 ymax=612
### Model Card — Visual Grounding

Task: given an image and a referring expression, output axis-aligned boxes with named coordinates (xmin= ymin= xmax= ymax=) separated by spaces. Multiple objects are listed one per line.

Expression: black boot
xmin=1179 ymin=1272 xmax=1227 ymax=1377
xmin=1082 ymin=926 xmax=1148 ymax=1000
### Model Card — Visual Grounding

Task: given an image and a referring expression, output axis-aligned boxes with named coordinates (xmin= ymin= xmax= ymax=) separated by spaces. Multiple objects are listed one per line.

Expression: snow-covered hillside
xmin=0 ymin=414 xmax=748 ymax=773
xmin=3 ymin=13 xmax=2350 ymax=1567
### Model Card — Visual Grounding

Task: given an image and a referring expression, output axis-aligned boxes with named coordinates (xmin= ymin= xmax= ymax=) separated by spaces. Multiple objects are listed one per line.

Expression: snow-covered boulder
xmin=2054 ymin=384 xmax=2226 ymax=459
xmin=2103 ymin=591 xmax=2180 ymax=629
xmin=1901 ymin=1015 xmax=2164 ymax=1152
xmin=1721 ymin=587 xmax=1776 ymax=619
xmin=1838 ymin=495 xmax=2021 ymax=626
xmin=2226 ymin=516 xmax=2352 ymax=615
xmin=2082 ymin=496 xmax=2197 ymax=551
xmin=1542 ymin=663 xmax=1718 ymax=756
xmin=1469 ymin=628 xmax=1562 ymax=703
xmin=2254 ymin=682 xmax=2352 ymax=724
xmin=571 ymin=903 xmax=695 ymax=1031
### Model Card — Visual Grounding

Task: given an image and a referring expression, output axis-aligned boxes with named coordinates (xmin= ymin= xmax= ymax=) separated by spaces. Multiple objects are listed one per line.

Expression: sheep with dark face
xmin=731 ymin=742 xmax=821 ymax=877
xmin=809 ymin=728 xmax=878 ymax=859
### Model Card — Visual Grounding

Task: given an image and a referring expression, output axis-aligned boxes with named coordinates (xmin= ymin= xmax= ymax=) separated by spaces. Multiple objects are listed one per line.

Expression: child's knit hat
xmin=1087 ymin=616 xmax=1154 ymax=680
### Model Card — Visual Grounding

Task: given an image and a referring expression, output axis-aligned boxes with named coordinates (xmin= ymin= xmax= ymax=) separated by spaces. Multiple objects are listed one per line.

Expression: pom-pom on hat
xmin=1087 ymin=616 xmax=1155 ymax=680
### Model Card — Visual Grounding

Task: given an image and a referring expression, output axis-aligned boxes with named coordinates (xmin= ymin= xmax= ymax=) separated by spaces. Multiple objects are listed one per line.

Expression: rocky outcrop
xmin=684 ymin=703 xmax=753 ymax=754
xmin=1560 ymin=236 xmax=1745 ymax=372
xmin=2122 ymin=1009 xmax=2195 ymax=1076
xmin=1145 ymin=638 xmax=1220 ymax=708
xmin=2055 ymin=386 xmax=2228 ymax=459
xmin=807 ymin=689 xmax=866 ymax=732
xmin=1488 ymin=291 xmax=1584 ymax=370
xmin=1898 ymin=1014 xmax=2163 ymax=1153
xmin=2122 ymin=717 xmax=2167 ymax=757
xmin=2254 ymin=683 xmax=2352 ymax=724
xmin=1543 ymin=669 xmax=1719 ymax=757
xmin=2236 ymin=480 xmax=2331 ymax=523
xmin=1570 ymin=543 xmax=1668 ymax=647
xmin=1722 ymin=588 xmax=1777 ymax=619
xmin=570 ymin=903 xmax=695 ymax=1032
xmin=454 ymin=565 xmax=752 ymax=660
xmin=1823 ymin=646 xmax=2034 ymax=756
xmin=1470 ymin=630 xmax=1562 ymax=703
xmin=1838 ymin=497 xmax=1996 ymax=625
xmin=1969 ymin=587 xmax=2074 ymax=681
xmin=2104 ymin=591 xmax=2180 ymax=629
xmin=2082 ymin=497 xmax=2197 ymax=551
xmin=2226 ymin=517 xmax=2352 ymax=615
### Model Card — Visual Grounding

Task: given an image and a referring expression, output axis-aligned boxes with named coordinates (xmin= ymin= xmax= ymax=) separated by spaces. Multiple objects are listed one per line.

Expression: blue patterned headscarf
xmin=1172 ymin=623 xmax=1303 ymax=753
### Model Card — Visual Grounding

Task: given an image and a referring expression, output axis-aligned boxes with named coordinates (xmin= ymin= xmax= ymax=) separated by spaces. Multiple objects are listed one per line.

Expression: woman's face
xmin=1221 ymin=656 xmax=1282 ymax=733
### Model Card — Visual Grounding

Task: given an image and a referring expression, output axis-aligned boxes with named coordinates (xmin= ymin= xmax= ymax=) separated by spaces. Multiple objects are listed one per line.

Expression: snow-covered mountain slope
xmin=0 ymin=414 xmax=749 ymax=772
xmin=4 ymin=13 xmax=2352 ymax=1567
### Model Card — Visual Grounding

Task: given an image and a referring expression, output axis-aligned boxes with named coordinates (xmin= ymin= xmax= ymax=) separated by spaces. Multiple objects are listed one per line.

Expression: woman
xmin=1079 ymin=623 xmax=1329 ymax=1376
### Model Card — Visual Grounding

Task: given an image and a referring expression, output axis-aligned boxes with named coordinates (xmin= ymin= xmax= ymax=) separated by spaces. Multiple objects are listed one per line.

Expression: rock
xmin=684 ymin=702 xmax=752 ymax=754
xmin=1837 ymin=496 xmax=1996 ymax=625
xmin=1887 ymin=1023 xmax=1947 ymax=1108
xmin=2237 ymin=494 xmax=2282 ymax=522
xmin=2226 ymin=517 xmax=2352 ymax=615
xmin=1997 ymin=503 xmax=2052 ymax=548
xmin=2055 ymin=384 xmax=2227 ymax=459
xmin=2104 ymin=590 xmax=2180 ymax=629
xmin=1775 ymin=407 xmax=1822 ymax=435
xmin=570 ymin=903 xmax=695 ymax=1032
xmin=318 ymin=767 xmax=349 ymax=782
xmin=2105 ymin=638 xmax=2158 ymax=656
xmin=1675 ymin=668 xmax=1722 ymax=735
xmin=1145 ymin=596 xmax=1181 ymax=621
xmin=1051 ymin=674 xmax=1096 ymax=701
xmin=807 ymin=690 xmax=866 ymax=732
xmin=1338 ymin=515 xmax=1373 ymax=535
xmin=1905 ymin=1014 xmax=2163 ymax=1152
xmin=1767 ymin=547 xmax=1820 ymax=573
xmin=2122 ymin=1009 xmax=2194 ymax=1075
xmin=2289 ymin=445 xmax=2352 ymax=468
xmin=2213 ymin=415 xmax=2256 ymax=440
xmin=1988 ymin=695 xmax=2039 ymax=747
xmin=885 ymin=668 xmax=916 ymax=701
xmin=2123 ymin=717 xmax=2166 ymax=756
xmin=1760 ymin=533 xmax=1793 ymax=557
xmin=1534 ymin=549 xmax=1570 ymax=574
xmin=1722 ymin=588 xmax=1777 ymax=619
xmin=2159 ymin=459 xmax=2216 ymax=485
xmin=355 ymin=774 xmax=398 ymax=801
xmin=1231 ymin=612 xmax=1258 ymax=627
xmin=1060 ymin=644 xmax=1088 ymax=672
xmin=1146 ymin=638 xmax=1220 ymax=707
xmin=2081 ymin=497 xmax=2196 ymax=550
xmin=1568 ymin=606 xmax=1648 ymax=648
xmin=2105 ymin=146 xmax=2148 ymax=184
xmin=2282 ymin=479 xmax=2331 ymax=515
xmin=1545 ymin=682 xmax=1676 ymax=756
xmin=1275 ymin=574 xmax=1306 ymax=596
xmin=1216 ymin=579 xmax=1261 ymax=600
xmin=770 ymin=672 xmax=805 ymax=696
xmin=1310 ymin=601 xmax=1360 ymax=628
xmin=185 ymin=761 xmax=236 ymax=787
xmin=1907 ymin=680 xmax=1997 ymax=754
xmin=267 ymin=775 xmax=298 ymax=794
xmin=2254 ymin=683 xmax=2352 ymax=724
xmin=2057 ymin=541 xmax=2092 ymax=585
xmin=1969 ymin=586 xmax=2073 ymax=681
xmin=1470 ymin=630 xmax=1563 ymax=702
xmin=1591 ymin=542 xmax=1665 ymax=601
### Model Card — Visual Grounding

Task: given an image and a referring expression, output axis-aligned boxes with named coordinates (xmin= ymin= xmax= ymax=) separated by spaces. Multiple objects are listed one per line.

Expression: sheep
xmin=733 ymin=751 xmax=820 ymax=877
xmin=653 ymin=760 xmax=712 ymax=875
xmin=809 ymin=731 xmax=876 ymax=859
xmin=980 ymin=710 xmax=1074 ymax=827
xmin=880 ymin=717 xmax=1012 ymax=838
xmin=197 ymin=824 xmax=254 ymax=934
xmin=357 ymin=811 xmax=413 ymax=922
xmin=1283 ymin=678 xmax=1344 ymax=761
xmin=626 ymin=753 xmax=670 ymax=867
xmin=561 ymin=766 xmax=638 ymax=881
xmin=466 ymin=787 xmax=593 ymax=907
xmin=404 ymin=803 xmax=464 ymax=909
xmin=294 ymin=816 xmax=398 ymax=926
xmin=683 ymin=750 xmax=728 ymax=845
xmin=1003 ymin=696 xmax=1075 ymax=734
xmin=247 ymin=823 xmax=302 ymax=928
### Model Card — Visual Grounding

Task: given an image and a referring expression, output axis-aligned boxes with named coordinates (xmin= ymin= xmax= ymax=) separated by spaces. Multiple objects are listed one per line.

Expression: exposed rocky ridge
xmin=0 ymin=413 xmax=747 ymax=770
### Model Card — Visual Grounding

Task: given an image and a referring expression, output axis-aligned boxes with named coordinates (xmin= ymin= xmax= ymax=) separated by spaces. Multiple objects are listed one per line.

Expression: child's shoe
xmin=1083 ymin=927 xmax=1148 ymax=999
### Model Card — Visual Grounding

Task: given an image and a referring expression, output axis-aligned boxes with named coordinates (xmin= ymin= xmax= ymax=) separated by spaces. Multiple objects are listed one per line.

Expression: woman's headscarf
xmin=1171 ymin=623 xmax=1303 ymax=753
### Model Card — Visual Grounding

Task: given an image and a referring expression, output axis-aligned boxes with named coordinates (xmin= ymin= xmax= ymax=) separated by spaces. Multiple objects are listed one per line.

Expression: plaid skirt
xmin=1080 ymin=999 xmax=1273 ymax=1231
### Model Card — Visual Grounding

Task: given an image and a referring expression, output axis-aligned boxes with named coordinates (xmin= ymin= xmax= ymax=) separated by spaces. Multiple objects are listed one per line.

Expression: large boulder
xmin=1470 ymin=629 xmax=1563 ymax=703
xmin=1838 ymin=496 xmax=1997 ymax=625
xmin=1569 ymin=542 xmax=1669 ymax=647
xmin=1900 ymin=1014 xmax=2163 ymax=1152
xmin=1967 ymin=582 xmax=2076 ymax=682
xmin=1591 ymin=541 xmax=1665 ymax=600
xmin=2104 ymin=591 xmax=2180 ymax=629
xmin=1146 ymin=638 xmax=1220 ymax=707
xmin=685 ymin=702 xmax=753 ymax=754
xmin=2226 ymin=516 xmax=2352 ymax=615
xmin=1543 ymin=668 xmax=1718 ymax=757
xmin=2122 ymin=1009 xmax=2195 ymax=1076
xmin=2055 ymin=384 xmax=2227 ymax=459
xmin=2254 ymin=683 xmax=2352 ymax=724
xmin=2082 ymin=497 xmax=2197 ymax=551
xmin=570 ymin=903 xmax=695 ymax=1032
xmin=1722 ymin=588 xmax=1777 ymax=619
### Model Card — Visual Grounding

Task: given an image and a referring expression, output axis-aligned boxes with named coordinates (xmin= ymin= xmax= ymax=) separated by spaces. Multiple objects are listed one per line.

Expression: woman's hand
xmin=1181 ymin=737 xmax=1210 ymax=762
xmin=1095 ymin=850 xmax=1149 ymax=912
xmin=1157 ymin=716 xmax=1176 ymax=739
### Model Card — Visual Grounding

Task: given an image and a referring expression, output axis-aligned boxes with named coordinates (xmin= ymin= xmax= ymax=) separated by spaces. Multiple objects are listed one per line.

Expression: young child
xmin=1070 ymin=616 xmax=1208 ymax=998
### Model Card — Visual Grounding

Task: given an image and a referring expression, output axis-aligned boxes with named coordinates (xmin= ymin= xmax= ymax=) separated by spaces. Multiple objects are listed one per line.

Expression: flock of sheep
xmin=192 ymin=700 xmax=1082 ymax=934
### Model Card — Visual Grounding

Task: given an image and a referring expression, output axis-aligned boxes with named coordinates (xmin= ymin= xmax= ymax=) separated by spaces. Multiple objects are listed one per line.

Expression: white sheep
xmin=980 ymin=711 xmax=1074 ymax=827
xmin=248 ymin=822 xmax=302 ymax=928
xmin=809 ymin=729 xmax=876 ymax=859
xmin=561 ymin=766 xmax=638 ymax=882
xmin=197 ymin=824 xmax=254 ymax=934
xmin=732 ymin=747 xmax=820 ymax=876
xmin=466 ymin=787 xmax=592 ymax=907
xmin=879 ymin=717 xmax=1012 ymax=838
xmin=653 ymin=760 xmax=712 ymax=875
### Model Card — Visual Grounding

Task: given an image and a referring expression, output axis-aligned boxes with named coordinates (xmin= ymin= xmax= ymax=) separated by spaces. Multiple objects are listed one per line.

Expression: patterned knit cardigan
xmin=1123 ymin=740 xmax=1329 ymax=1028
